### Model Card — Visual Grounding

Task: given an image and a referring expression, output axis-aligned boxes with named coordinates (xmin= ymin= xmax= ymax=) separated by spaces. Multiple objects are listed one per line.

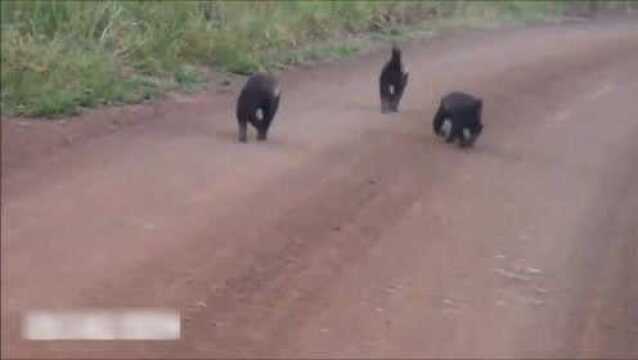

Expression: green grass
xmin=1 ymin=0 xmax=632 ymax=118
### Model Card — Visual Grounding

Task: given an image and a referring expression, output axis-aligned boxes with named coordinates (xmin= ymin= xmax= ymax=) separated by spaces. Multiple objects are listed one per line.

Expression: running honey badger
xmin=236 ymin=73 xmax=281 ymax=143
xmin=433 ymin=92 xmax=484 ymax=148
xmin=379 ymin=44 xmax=409 ymax=114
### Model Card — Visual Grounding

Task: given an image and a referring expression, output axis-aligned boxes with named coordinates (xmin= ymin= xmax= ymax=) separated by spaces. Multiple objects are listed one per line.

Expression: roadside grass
xmin=1 ymin=0 xmax=632 ymax=118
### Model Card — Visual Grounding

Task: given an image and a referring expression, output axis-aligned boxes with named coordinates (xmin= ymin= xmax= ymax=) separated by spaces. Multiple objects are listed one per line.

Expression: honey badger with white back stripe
xmin=379 ymin=45 xmax=409 ymax=113
xmin=236 ymin=73 xmax=281 ymax=143
xmin=433 ymin=92 xmax=484 ymax=148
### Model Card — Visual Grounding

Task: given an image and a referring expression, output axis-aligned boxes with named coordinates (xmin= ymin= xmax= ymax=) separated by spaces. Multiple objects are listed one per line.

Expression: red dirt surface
xmin=2 ymin=18 xmax=638 ymax=358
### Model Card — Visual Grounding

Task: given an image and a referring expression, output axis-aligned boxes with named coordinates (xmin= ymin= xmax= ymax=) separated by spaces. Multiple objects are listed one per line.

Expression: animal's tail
xmin=391 ymin=42 xmax=401 ymax=61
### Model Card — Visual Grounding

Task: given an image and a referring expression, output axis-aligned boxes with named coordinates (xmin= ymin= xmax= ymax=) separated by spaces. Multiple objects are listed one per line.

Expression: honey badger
xmin=379 ymin=45 xmax=409 ymax=114
xmin=433 ymin=91 xmax=484 ymax=148
xmin=236 ymin=73 xmax=281 ymax=143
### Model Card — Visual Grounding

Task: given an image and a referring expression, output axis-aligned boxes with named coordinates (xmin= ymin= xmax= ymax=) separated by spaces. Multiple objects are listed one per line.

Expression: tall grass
xmin=1 ymin=0 xmax=631 ymax=118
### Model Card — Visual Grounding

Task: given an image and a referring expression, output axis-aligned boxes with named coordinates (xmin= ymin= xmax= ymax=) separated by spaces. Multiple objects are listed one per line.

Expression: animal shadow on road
xmin=469 ymin=142 xmax=525 ymax=164
xmin=344 ymin=103 xmax=423 ymax=120
xmin=346 ymin=103 xmax=380 ymax=113
xmin=427 ymin=130 xmax=525 ymax=164
xmin=215 ymin=128 xmax=244 ymax=143
xmin=215 ymin=128 xmax=308 ymax=151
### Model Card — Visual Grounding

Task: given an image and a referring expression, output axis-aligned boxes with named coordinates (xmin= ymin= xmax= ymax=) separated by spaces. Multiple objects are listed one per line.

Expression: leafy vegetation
xmin=1 ymin=0 xmax=633 ymax=118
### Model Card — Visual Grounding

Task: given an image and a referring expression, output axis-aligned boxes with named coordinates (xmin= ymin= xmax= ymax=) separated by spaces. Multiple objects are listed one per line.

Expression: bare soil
xmin=2 ymin=18 xmax=638 ymax=358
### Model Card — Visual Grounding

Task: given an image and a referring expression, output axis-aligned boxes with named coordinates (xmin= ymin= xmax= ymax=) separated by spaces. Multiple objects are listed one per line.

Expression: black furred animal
xmin=433 ymin=91 xmax=484 ymax=148
xmin=236 ymin=73 xmax=281 ymax=143
xmin=379 ymin=45 xmax=409 ymax=113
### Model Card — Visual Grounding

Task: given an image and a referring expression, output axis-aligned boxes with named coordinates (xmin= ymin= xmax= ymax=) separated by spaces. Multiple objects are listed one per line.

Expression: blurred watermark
xmin=22 ymin=309 xmax=180 ymax=340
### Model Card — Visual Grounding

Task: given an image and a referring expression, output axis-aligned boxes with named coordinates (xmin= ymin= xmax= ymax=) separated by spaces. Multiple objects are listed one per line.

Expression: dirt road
xmin=2 ymin=19 xmax=638 ymax=358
